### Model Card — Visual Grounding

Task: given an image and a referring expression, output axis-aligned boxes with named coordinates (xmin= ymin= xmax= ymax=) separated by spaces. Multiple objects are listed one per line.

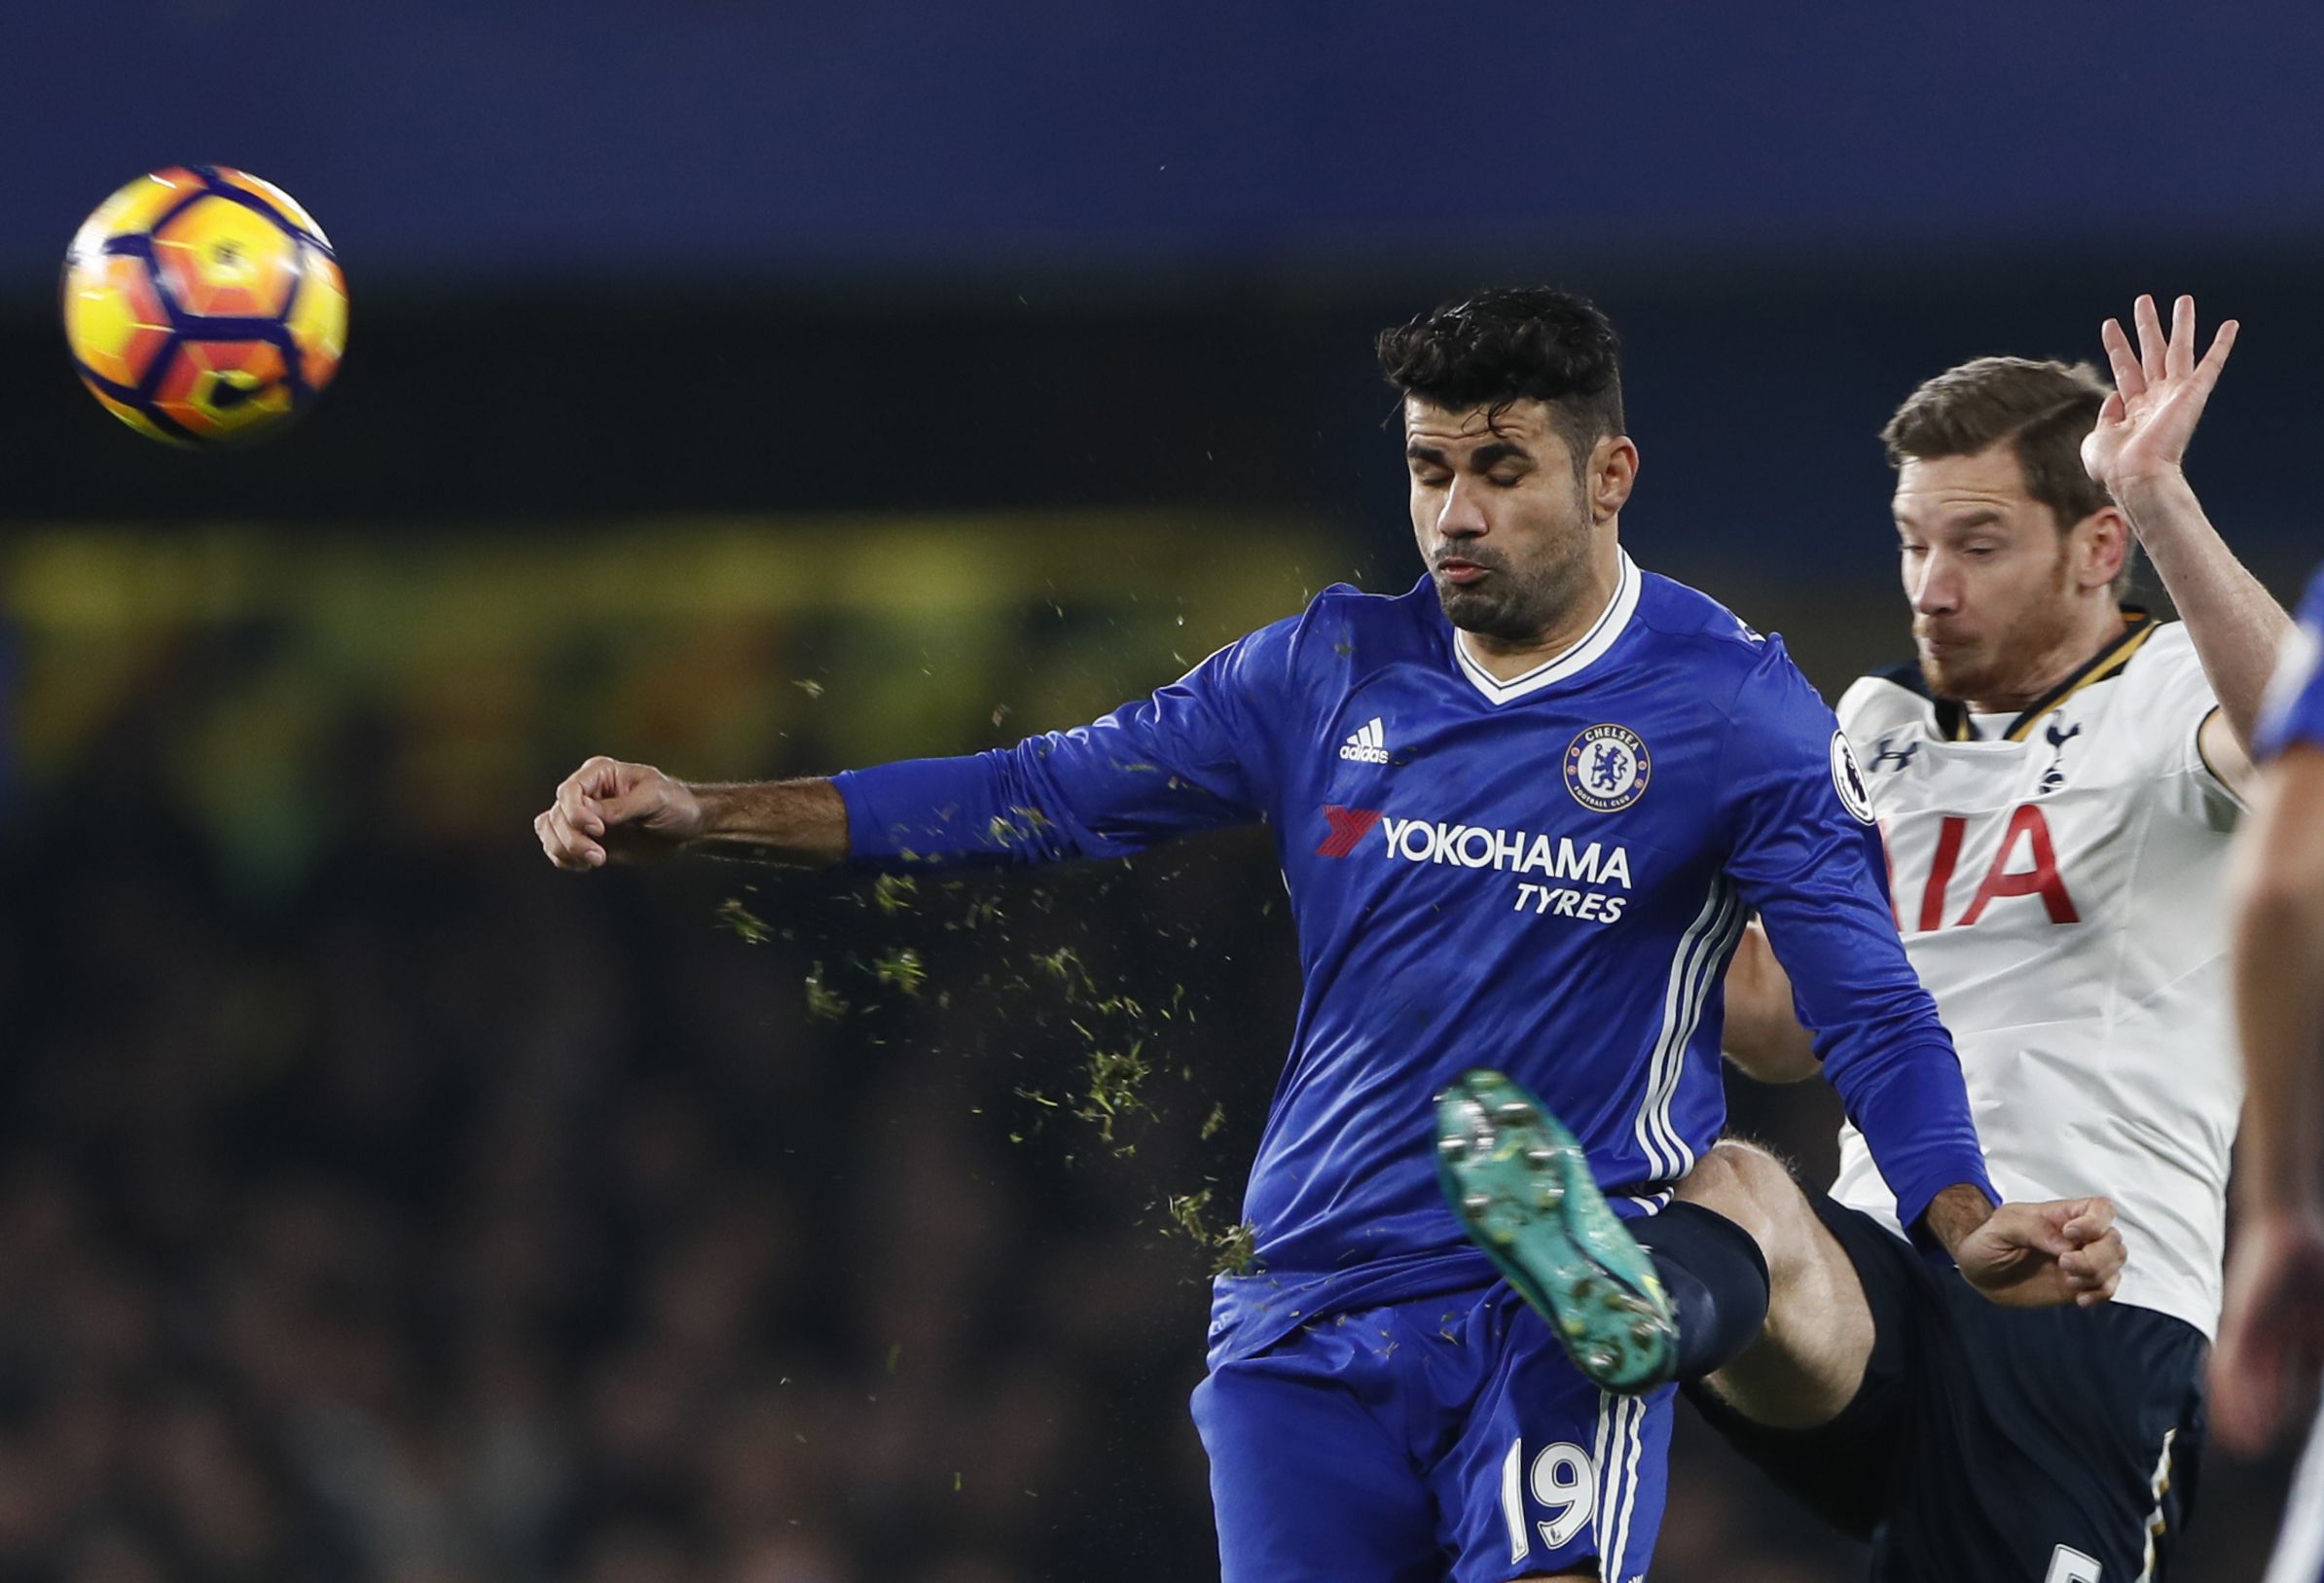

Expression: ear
xmin=1590 ymin=435 xmax=1640 ymax=522
xmin=2071 ymin=506 xmax=2128 ymax=593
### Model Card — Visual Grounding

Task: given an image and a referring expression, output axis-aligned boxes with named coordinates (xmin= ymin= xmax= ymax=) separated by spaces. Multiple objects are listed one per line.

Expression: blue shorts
xmin=1191 ymin=1283 xmax=1672 ymax=1583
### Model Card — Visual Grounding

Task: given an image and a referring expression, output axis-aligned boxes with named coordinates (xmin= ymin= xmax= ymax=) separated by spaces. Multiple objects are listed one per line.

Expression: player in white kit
xmin=1690 ymin=296 xmax=2292 ymax=1580
xmin=2211 ymin=570 xmax=2324 ymax=1583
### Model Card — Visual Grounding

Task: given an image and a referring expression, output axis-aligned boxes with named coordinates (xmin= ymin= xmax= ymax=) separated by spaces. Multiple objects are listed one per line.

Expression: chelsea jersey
xmin=835 ymin=552 xmax=1993 ymax=1365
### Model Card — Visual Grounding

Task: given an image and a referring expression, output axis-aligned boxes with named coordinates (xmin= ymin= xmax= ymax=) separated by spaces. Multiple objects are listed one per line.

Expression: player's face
xmin=1403 ymin=398 xmax=1614 ymax=643
xmin=1893 ymin=445 xmax=2090 ymax=702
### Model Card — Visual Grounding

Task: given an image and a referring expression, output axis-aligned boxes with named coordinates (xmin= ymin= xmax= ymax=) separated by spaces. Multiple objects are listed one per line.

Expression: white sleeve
xmin=1834 ymin=674 xmax=1884 ymax=738
xmin=2128 ymin=624 xmax=2240 ymax=829
xmin=1834 ymin=675 xmax=1926 ymax=786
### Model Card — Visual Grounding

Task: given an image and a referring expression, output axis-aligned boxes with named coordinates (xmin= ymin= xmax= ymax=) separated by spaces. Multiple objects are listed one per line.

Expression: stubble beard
xmin=1916 ymin=643 xmax=1994 ymax=704
xmin=1437 ymin=493 xmax=1597 ymax=646
xmin=1916 ymin=550 xmax=2083 ymax=706
xmin=1439 ymin=559 xmax=1569 ymax=643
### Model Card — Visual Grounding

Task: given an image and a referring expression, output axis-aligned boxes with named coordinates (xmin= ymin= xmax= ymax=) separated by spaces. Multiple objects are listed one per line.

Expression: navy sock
xmin=1634 ymin=1202 xmax=1770 ymax=1382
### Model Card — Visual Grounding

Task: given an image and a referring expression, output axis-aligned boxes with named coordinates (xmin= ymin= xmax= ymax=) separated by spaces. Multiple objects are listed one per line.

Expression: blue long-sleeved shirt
xmin=836 ymin=558 xmax=1995 ymax=1364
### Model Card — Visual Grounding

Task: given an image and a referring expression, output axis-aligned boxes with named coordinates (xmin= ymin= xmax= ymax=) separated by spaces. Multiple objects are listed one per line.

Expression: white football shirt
xmin=1826 ymin=615 xmax=2243 ymax=1338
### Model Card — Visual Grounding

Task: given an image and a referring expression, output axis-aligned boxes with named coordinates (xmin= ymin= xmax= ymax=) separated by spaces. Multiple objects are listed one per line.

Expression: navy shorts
xmin=1193 ymin=1283 xmax=1673 ymax=1583
xmin=1689 ymin=1195 xmax=2208 ymax=1583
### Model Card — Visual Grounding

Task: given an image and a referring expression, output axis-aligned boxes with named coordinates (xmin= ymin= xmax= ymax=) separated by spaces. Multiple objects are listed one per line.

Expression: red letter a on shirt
xmin=1956 ymin=804 xmax=2079 ymax=926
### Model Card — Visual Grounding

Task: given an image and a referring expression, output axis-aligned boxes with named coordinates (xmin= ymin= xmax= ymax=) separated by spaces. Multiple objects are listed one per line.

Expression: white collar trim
xmin=1452 ymin=551 xmax=1641 ymax=705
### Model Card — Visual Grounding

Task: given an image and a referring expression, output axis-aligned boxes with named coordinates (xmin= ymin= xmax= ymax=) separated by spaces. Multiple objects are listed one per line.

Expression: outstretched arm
xmin=535 ymin=616 xmax=1300 ymax=877
xmin=2083 ymin=294 xmax=2289 ymax=796
xmin=536 ymin=759 xmax=847 ymax=869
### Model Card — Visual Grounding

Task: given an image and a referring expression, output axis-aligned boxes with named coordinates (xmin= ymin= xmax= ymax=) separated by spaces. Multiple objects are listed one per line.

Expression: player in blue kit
xmin=2214 ymin=566 xmax=2324 ymax=1583
xmin=535 ymin=289 xmax=2114 ymax=1581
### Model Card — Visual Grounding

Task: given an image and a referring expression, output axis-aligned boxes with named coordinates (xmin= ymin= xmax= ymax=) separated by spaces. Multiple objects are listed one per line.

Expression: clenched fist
xmin=535 ymin=756 xmax=705 ymax=870
xmin=1954 ymin=1196 xmax=2126 ymax=1310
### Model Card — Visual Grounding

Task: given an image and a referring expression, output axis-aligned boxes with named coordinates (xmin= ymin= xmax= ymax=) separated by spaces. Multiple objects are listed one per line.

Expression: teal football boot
xmin=1435 ymin=1067 xmax=1677 ymax=1393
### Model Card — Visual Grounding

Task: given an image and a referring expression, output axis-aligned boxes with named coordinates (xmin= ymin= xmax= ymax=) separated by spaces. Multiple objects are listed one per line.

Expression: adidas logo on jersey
xmin=1339 ymin=717 xmax=1390 ymax=764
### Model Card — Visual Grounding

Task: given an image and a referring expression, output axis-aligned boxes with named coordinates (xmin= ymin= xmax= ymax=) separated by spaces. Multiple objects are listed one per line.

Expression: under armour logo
xmin=1869 ymin=738 xmax=1919 ymax=774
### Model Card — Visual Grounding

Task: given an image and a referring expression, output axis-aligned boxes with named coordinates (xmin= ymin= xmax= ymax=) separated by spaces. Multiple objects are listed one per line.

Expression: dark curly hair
xmin=1375 ymin=288 xmax=1626 ymax=474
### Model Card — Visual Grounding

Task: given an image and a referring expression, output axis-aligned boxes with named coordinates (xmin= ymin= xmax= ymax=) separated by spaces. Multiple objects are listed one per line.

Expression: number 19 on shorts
xmin=1501 ymin=1440 xmax=1597 ymax=1564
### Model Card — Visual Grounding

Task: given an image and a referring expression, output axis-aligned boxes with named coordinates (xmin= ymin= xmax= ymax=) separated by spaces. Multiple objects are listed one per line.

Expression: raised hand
xmin=535 ymin=755 xmax=705 ymax=870
xmin=2081 ymin=293 xmax=2237 ymax=500
xmin=1953 ymin=1196 xmax=2126 ymax=1309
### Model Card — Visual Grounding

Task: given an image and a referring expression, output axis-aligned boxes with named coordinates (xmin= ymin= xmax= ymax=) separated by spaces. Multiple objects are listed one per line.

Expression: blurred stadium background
xmin=3 ymin=3 xmax=2320 ymax=1578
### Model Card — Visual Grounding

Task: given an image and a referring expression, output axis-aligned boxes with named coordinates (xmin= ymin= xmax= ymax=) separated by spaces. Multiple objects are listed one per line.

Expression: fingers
xmin=2061 ymin=1196 xmax=2116 ymax=1244
xmin=576 ymin=754 xmax=635 ymax=802
xmin=2057 ymin=1231 xmax=2117 ymax=1278
xmin=536 ymin=756 xmax=627 ymax=871
xmin=2116 ymin=294 xmax=2235 ymax=393
xmin=2060 ymin=1199 xmax=2122 ymax=1301
xmin=2064 ymin=1228 xmax=2126 ymax=1305
xmin=565 ymin=756 xmax=622 ymax=830
xmin=2133 ymin=292 xmax=2168 ymax=384
xmin=2166 ymin=294 xmax=2196 ymax=379
xmin=557 ymin=775 xmax=608 ymax=841
xmin=2195 ymin=315 xmax=2239 ymax=388
xmin=534 ymin=805 xmax=604 ymax=870
xmin=2099 ymin=316 xmax=2145 ymax=399
xmin=1999 ymin=1204 xmax=2074 ymax=1258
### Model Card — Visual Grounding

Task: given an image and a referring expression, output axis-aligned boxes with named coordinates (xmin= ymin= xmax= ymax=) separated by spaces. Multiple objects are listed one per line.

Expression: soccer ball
xmin=61 ymin=166 xmax=347 ymax=447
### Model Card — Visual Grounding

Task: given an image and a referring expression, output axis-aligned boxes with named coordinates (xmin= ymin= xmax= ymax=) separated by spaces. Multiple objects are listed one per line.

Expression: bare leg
xmin=1677 ymin=1139 xmax=1875 ymax=1428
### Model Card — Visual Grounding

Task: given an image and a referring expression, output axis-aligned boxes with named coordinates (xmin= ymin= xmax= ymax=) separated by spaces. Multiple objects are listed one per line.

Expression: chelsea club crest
xmin=1565 ymin=724 xmax=1651 ymax=812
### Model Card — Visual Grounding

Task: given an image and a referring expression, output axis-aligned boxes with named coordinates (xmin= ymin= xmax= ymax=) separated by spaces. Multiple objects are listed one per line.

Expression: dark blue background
xmin=5 ymin=3 xmax=2319 ymax=599
xmin=10 ymin=1 xmax=2324 ymax=283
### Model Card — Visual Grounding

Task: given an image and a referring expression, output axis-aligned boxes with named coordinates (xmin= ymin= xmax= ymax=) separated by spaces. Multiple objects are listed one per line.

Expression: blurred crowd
xmin=0 ymin=663 xmax=2301 ymax=1582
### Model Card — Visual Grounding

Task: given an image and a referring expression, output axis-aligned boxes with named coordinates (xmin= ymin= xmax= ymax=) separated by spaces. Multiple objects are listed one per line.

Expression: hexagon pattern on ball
xmin=60 ymin=165 xmax=347 ymax=447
